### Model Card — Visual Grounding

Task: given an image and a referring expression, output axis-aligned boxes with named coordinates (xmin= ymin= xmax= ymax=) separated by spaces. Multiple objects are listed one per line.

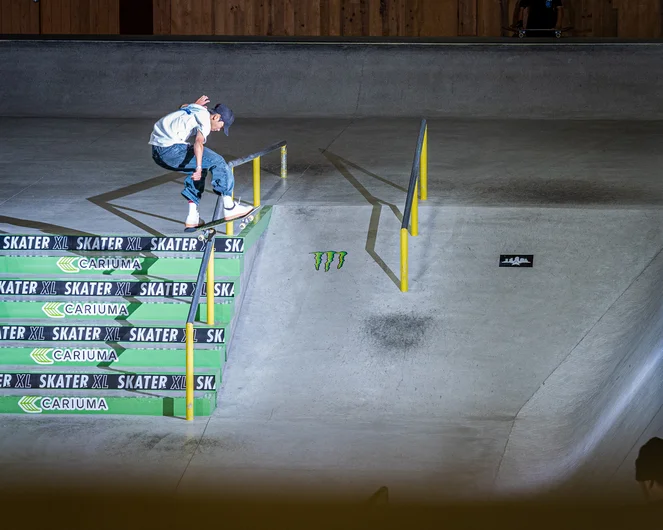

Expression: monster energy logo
xmin=311 ymin=251 xmax=347 ymax=272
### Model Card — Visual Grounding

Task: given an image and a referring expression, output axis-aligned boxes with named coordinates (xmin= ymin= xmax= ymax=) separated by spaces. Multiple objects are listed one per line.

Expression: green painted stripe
xmin=0 ymin=279 xmax=238 ymax=298
xmin=0 ymin=324 xmax=228 ymax=344
xmin=0 ymin=346 xmax=225 ymax=369
xmin=0 ymin=394 xmax=215 ymax=416
xmin=0 ymin=256 xmax=243 ymax=277
xmin=0 ymin=234 xmax=243 ymax=254
xmin=0 ymin=300 xmax=235 ymax=323
xmin=242 ymin=205 xmax=272 ymax=250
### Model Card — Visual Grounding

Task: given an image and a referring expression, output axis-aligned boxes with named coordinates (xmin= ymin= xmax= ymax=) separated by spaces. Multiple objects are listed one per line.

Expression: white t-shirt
xmin=149 ymin=104 xmax=211 ymax=147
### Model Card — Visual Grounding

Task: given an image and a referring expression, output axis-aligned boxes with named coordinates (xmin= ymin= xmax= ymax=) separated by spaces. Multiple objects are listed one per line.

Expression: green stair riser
xmin=0 ymin=234 xmax=244 ymax=254
xmin=0 ymin=300 xmax=235 ymax=323
xmin=0 ymin=256 xmax=243 ymax=277
xmin=0 ymin=324 xmax=227 ymax=344
xmin=0 ymin=372 xmax=219 ymax=391
xmin=0 ymin=346 xmax=225 ymax=368
xmin=0 ymin=395 xmax=215 ymax=416
xmin=0 ymin=279 xmax=237 ymax=298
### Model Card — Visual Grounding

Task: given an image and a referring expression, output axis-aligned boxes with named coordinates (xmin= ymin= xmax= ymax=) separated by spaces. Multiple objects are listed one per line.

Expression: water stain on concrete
xmin=363 ymin=313 xmax=434 ymax=352
xmin=479 ymin=179 xmax=658 ymax=206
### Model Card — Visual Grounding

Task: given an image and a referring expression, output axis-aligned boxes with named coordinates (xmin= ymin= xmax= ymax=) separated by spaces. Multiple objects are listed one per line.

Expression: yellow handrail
xmin=400 ymin=121 xmax=428 ymax=292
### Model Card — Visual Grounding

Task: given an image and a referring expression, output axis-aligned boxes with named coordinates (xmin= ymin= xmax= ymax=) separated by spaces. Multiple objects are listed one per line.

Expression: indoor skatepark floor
xmin=1 ymin=116 xmax=662 ymax=504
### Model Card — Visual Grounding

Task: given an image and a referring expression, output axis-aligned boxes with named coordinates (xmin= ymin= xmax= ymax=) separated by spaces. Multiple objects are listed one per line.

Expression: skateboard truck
xmin=188 ymin=202 xmax=258 ymax=240
xmin=197 ymin=227 xmax=217 ymax=243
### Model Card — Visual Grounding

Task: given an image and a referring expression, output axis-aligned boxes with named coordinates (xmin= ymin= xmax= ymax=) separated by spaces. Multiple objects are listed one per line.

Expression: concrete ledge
xmin=2 ymin=41 xmax=663 ymax=119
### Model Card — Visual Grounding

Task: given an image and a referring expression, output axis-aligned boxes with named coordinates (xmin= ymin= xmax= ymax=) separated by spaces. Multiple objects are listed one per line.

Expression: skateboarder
xmin=149 ymin=95 xmax=253 ymax=230
xmin=520 ymin=0 xmax=563 ymax=37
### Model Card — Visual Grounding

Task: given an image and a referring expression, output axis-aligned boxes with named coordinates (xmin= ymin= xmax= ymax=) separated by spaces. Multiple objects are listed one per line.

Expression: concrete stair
xmin=0 ymin=205 xmax=272 ymax=417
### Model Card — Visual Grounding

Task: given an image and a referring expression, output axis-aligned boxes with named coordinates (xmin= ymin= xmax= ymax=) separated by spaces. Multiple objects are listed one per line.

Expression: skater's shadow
xmin=87 ymin=171 xmax=185 ymax=237
xmin=320 ymin=149 xmax=402 ymax=289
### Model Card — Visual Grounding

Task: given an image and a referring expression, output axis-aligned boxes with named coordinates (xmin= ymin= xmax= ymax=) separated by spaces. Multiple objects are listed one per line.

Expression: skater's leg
xmin=199 ymin=148 xmax=252 ymax=219
xmin=200 ymin=148 xmax=234 ymax=197
xmin=152 ymin=144 xmax=207 ymax=229
xmin=152 ymin=144 xmax=206 ymax=205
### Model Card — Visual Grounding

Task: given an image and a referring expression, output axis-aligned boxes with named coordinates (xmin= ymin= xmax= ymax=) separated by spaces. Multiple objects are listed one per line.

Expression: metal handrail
xmin=185 ymin=238 xmax=215 ymax=325
xmin=183 ymin=139 xmax=287 ymax=420
xmin=213 ymin=140 xmax=287 ymax=220
xmin=228 ymin=140 xmax=287 ymax=168
xmin=400 ymin=119 xmax=428 ymax=292
xmin=402 ymin=119 xmax=427 ymax=231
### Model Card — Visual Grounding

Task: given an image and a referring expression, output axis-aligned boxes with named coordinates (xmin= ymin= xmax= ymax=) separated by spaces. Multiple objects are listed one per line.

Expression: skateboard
xmin=502 ymin=25 xmax=572 ymax=38
xmin=187 ymin=204 xmax=258 ymax=242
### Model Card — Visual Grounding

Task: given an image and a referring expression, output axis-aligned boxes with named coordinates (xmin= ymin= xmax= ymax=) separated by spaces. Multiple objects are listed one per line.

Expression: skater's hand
xmin=192 ymin=167 xmax=202 ymax=181
xmin=194 ymin=95 xmax=210 ymax=108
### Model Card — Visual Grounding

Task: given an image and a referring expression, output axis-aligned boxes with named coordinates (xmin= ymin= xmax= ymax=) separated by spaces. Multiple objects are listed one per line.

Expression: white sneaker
xmin=184 ymin=209 xmax=205 ymax=230
xmin=222 ymin=196 xmax=253 ymax=221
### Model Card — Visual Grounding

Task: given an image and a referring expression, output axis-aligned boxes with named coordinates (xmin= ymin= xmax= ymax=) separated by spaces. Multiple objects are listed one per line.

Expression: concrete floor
xmin=1 ymin=116 xmax=662 ymax=504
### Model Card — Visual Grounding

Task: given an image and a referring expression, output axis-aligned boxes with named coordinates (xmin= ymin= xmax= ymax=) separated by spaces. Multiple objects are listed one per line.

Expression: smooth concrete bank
xmin=1 ymin=40 xmax=663 ymax=119
xmin=1 ymin=117 xmax=663 ymax=500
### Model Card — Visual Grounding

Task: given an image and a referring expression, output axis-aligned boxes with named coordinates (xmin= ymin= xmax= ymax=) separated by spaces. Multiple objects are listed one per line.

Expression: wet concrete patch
xmin=363 ymin=313 xmax=434 ymax=352
xmin=478 ymin=179 xmax=659 ymax=206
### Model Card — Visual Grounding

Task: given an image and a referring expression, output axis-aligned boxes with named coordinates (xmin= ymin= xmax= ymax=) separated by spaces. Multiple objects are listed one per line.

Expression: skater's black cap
xmin=209 ymin=104 xmax=234 ymax=136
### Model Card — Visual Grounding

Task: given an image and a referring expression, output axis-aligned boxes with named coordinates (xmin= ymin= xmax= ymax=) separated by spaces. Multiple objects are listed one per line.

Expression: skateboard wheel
xmin=248 ymin=215 xmax=254 ymax=222
xmin=197 ymin=234 xmax=205 ymax=242
xmin=239 ymin=223 xmax=246 ymax=230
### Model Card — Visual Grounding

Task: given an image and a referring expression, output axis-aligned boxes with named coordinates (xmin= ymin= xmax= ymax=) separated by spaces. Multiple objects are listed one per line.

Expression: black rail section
xmin=401 ymin=119 xmax=427 ymax=230
xmin=185 ymin=237 xmax=214 ymax=325
xmin=227 ymin=140 xmax=287 ymax=169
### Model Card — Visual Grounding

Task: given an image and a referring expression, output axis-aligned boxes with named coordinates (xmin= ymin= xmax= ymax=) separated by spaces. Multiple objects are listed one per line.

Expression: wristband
xmin=196 ymin=166 xmax=202 ymax=170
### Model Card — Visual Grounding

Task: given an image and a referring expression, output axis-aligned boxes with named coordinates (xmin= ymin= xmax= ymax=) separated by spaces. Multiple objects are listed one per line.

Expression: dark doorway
xmin=120 ymin=0 xmax=153 ymax=35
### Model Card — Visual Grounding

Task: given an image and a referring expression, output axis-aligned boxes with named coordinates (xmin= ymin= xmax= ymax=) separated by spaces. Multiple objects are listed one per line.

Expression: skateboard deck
xmin=186 ymin=204 xmax=258 ymax=241
xmin=503 ymin=26 xmax=572 ymax=38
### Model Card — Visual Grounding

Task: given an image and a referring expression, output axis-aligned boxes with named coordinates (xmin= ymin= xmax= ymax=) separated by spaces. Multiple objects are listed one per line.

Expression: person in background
xmin=520 ymin=0 xmax=564 ymax=37
xmin=635 ymin=437 xmax=663 ymax=504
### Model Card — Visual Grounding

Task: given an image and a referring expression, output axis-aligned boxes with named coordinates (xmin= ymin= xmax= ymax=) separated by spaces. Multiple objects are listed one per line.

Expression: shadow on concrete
xmin=320 ymin=149 xmax=402 ymax=289
xmin=0 ymin=215 xmax=94 ymax=236
xmin=86 ymin=171 xmax=184 ymax=237
xmin=479 ymin=178 xmax=660 ymax=207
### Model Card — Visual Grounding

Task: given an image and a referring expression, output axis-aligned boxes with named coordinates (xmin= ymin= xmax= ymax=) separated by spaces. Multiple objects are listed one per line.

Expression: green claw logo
xmin=30 ymin=348 xmax=54 ymax=365
xmin=18 ymin=396 xmax=42 ymax=414
xmin=42 ymin=302 xmax=64 ymax=318
xmin=57 ymin=257 xmax=79 ymax=273
xmin=311 ymin=251 xmax=347 ymax=272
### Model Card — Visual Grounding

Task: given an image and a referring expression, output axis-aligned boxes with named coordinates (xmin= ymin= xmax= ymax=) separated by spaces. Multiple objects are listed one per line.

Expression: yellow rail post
xmin=227 ymin=169 xmax=234 ymax=236
xmin=400 ymin=228 xmax=408 ymax=292
xmin=421 ymin=125 xmax=428 ymax=201
xmin=412 ymin=181 xmax=419 ymax=237
xmin=206 ymin=243 xmax=214 ymax=325
xmin=280 ymin=145 xmax=287 ymax=179
xmin=253 ymin=156 xmax=261 ymax=207
xmin=185 ymin=322 xmax=194 ymax=421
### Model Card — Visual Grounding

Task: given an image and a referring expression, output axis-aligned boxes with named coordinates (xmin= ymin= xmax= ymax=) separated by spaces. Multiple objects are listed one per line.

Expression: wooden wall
xmin=1 ymin=0 xmax=119 ymax=34
xmin=0 ymin=0 xmax=39 ymax=34
xmin=152 ymin=0 xmax=663 ymax=38
xmin=1 ymin=0 xmax=662 ymax=38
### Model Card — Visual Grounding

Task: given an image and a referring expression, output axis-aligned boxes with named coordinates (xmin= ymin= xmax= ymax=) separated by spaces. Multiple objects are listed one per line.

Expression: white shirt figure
xmin=149 ymin=104 xmax=211 ymax=147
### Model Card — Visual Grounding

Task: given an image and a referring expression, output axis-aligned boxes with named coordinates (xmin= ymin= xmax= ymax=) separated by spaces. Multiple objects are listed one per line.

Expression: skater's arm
xmin=191 ymin=131 xmax=205 ymax=181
